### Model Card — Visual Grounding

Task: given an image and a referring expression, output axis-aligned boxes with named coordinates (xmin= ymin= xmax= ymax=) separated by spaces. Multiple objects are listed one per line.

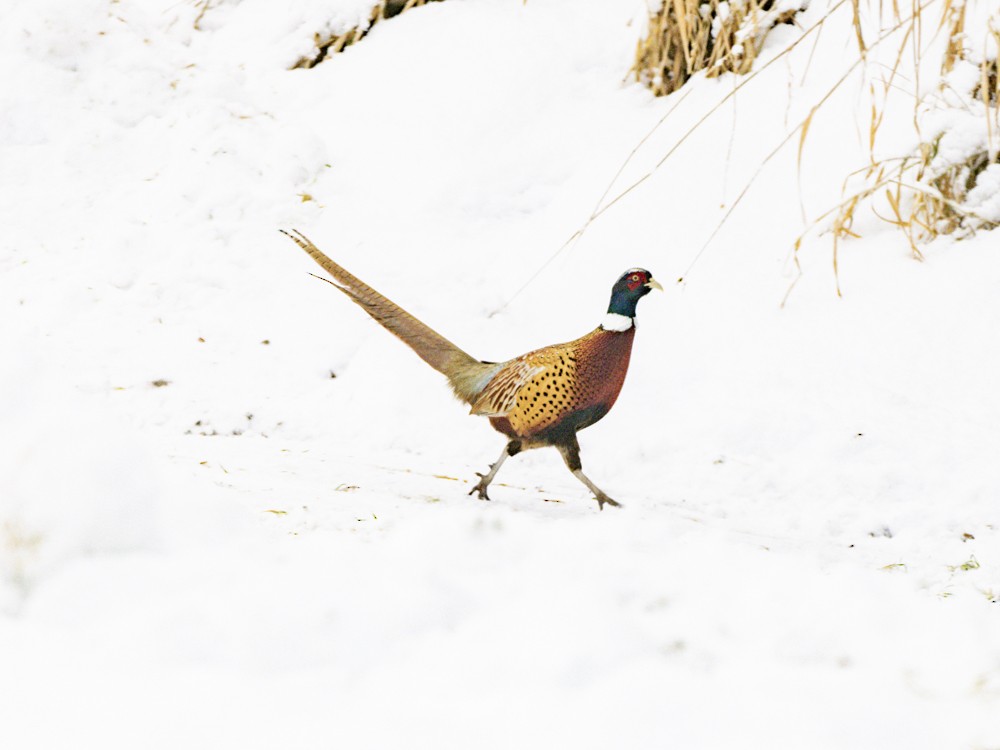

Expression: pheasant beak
xmin=645 ymin=279 xmax=664 ymax=292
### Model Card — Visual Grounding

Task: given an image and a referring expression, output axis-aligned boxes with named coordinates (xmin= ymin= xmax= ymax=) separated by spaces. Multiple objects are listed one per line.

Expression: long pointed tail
xmin=282 ymin=230 xmax=498 ymax=404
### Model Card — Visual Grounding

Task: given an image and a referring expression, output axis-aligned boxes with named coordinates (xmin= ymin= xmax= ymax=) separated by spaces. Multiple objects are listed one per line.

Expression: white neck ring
xmin=600 ymin=312 xmax=633 ymax=332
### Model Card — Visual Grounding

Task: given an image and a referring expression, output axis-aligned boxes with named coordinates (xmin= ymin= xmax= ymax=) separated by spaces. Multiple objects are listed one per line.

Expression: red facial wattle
xmin=625 ymin=272 xmax=647 ymax=291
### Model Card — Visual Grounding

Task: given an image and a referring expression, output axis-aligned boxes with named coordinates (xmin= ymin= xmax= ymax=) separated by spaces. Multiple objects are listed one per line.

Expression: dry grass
xmin=633 ymin=0 xmax=998 ymax=297
xmin=499 ymin=0 xmax=850 ymax=310
xmin=824 ymin=2 xmax=1000 ymax=263
xmin=290 ymin=0 xmax=443 ymax=69
xmin=633 ymin=0 xmax=805 ymax=96
xmin=501 ymin=0 xmax=998 ymax=306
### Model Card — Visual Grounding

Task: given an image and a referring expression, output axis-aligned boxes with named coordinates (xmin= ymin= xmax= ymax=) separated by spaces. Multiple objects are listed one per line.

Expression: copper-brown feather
xmin=479 ymin=328 xmax=635 ymax=442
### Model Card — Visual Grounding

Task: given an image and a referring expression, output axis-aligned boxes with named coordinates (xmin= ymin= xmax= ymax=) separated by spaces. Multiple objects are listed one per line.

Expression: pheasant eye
xmin=631 ymin=274 xmax=639 ymax=282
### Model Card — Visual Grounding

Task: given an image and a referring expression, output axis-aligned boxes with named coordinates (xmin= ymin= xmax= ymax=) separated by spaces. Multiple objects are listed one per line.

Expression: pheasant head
xmin=602 ymin=268 xmax=662 ymax=331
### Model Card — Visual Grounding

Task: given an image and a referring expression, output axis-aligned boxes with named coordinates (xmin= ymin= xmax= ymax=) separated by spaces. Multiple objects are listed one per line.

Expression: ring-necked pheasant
xmin=282 ymin=230 xmax=661 ymax=509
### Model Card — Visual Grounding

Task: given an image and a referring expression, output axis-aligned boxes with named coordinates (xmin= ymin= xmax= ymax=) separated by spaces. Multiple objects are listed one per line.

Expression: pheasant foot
xmin=468 ymin=443 xmax=517 ymax=501
xmin=468 ymin=471 xmax=493 ymax=501
xmin=594 ymin=493 xmax=622 ymax=511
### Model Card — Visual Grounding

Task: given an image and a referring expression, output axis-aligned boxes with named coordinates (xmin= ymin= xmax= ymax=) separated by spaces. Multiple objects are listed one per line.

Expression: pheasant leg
xmin=557 ymin=439 xmax=622 ymax=511
xmin=469 ymin=441 xmax=520 ymax=501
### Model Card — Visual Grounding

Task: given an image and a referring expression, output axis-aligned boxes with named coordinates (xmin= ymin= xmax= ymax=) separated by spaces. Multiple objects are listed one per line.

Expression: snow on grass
xmin=1 ymin=0 xmax=998 ymax=747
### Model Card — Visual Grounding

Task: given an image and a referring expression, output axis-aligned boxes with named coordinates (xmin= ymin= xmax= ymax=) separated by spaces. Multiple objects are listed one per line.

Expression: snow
xmin=1 ymin=0 xmax=999 ymax=747
xmin=966 ymin=163 xmax=1000 ymax=220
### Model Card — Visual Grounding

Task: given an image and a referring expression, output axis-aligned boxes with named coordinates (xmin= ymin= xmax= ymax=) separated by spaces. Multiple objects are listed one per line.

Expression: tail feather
xmin=283 ymin=230 xmax=497 ymax=404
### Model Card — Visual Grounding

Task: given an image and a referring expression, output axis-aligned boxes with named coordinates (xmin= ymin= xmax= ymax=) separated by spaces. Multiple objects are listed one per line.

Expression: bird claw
xmin=595 ymin=494 xmax=622 ymax=511
xmin=468 ymin=472 xmax=492 ymax=501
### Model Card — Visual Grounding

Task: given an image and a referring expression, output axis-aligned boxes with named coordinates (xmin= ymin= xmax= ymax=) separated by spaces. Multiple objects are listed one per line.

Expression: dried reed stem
xmin=291 ymin=0 xmax=442 ymax=69
xmin=633 ymin=0 xmax=805 ymax=96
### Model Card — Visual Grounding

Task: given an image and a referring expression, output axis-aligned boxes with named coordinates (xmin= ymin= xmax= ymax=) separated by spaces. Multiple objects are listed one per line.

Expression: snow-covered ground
xmin=2 ymin=0 xmax=998 ymax=747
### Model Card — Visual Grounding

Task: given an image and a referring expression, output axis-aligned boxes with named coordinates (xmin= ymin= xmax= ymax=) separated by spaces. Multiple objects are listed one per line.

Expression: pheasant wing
xmin=469 ymin=359 xmax=546 ymax=417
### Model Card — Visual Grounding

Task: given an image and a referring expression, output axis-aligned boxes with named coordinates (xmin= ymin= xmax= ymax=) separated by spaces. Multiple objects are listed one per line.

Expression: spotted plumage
xmin=483 ymin=327 xmax=634 ymax=442
xmin=282 ymin=230 xmax=661 ymax=509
